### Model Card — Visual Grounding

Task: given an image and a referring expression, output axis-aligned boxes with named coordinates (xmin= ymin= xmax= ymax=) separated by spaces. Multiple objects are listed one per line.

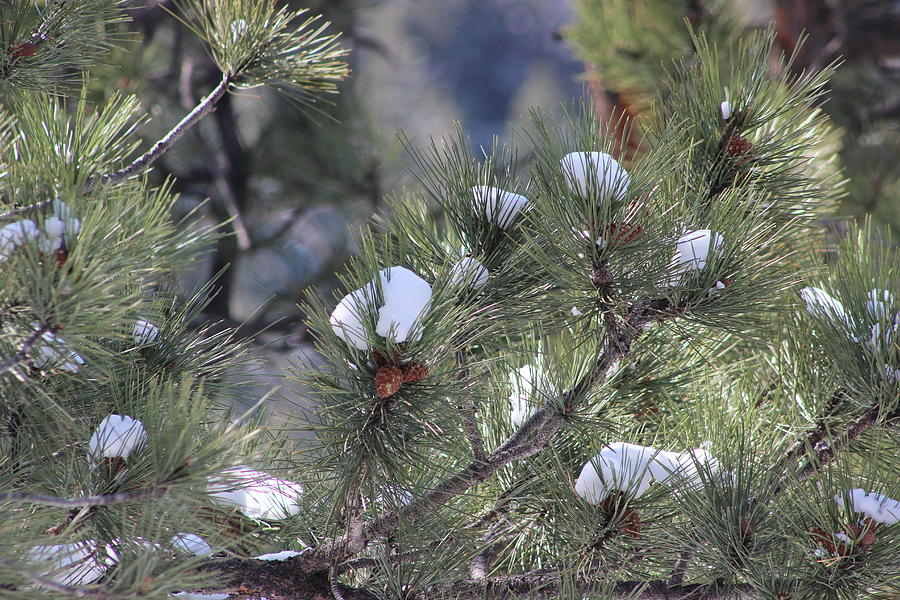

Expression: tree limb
xmin=456 ymin=348 xmax=486 ymax=461
xmin=418 ymin=570 xmax=759 ymax=600
xmin=0 ymin=485 xmax=169 ymax=508
xmin=0 ymin=323 xmax=49 ymax=377
xmin=96 ymin=74 xmax=231 ymax=186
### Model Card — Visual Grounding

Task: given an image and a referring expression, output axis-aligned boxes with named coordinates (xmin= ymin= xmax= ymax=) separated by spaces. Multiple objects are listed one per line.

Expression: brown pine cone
xmin=375 ymin=366 xmax=403 ymax=398
xmin=608 ymin=223 xmax=643 ymax=245
xmin=372 ymin=348 xmax=402 ymax=368
xmin=55 ymin=249 xmax=68 ymax=269
xmin=10 ymin=42 xmax=37 ymax=58
xmin=401 ymin=362 xmax=428 ymax=383
xmin=858 ymin=518 xmax=877 ymax=550
xmin=725 ymin=135 xmax=754 ymax=161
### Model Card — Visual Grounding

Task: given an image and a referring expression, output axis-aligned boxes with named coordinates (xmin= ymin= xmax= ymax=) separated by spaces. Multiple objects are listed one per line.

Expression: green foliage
xmin=172 ymin=0 xmax=349 ymax=101
xmin=0 ymin=1 xmax=897 ymax=598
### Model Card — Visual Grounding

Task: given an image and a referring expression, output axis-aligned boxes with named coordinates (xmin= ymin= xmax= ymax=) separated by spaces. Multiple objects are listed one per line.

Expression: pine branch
xmin=0 ymin=485 xmax=169 ymax=508
xmin=417 ymin=571 xmax=759 ymax=600
xmin=185 ymin=293 xmax=677 ymax=593
xmin=755 ymin=399 xmax=898 ymax=507
xmin=456 ymin=348 xmax=485 ymax=461
xmin=792 ymin=401 xmax=898 ymax=484
xmin=0 ymin=558 xmax=118 ymax=599
xmin=0 ymin=199 xmax=51 ymax=221
xmin=0 ymin=322 xmax=48 ymax=377
xmin=95 ymin=74 xmax=231 ymax=186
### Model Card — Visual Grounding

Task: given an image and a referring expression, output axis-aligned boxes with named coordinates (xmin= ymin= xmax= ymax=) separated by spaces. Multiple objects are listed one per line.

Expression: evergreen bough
xmin=1 ymin=2 xmax=897 ymax=599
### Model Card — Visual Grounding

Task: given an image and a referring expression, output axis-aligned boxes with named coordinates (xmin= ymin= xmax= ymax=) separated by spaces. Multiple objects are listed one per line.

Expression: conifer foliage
xmin=1 ymin=3 xmax=898 ymax=600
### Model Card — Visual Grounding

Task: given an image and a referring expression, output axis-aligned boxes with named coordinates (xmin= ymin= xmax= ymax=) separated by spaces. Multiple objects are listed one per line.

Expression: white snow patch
xmin=669 ymin=230 xmax=723 ymax=284
xmin=255 ymin=550 xmax=303 ymax=561
xmin=31 ymin=325 xmax=85 ymax=372
xmin=0 ymin=219 xmax=39 ymax=261
xmin=575 ymin=442 xmax=718 ymax=504
xmin=209 ymin=466 xmax=304 ymax=521
xmin=834 ymin=488 xmax=900 ymax=525
xmin=449 ymin=257 xmax=489 ymax=289
xmin=471 ymin=186 xmax=528 ymax=229
xmin=375 ymin=267 xmax=432 ymax=343
xmin=172 ymin=593 xmax=230 ymax=600
xmin=508 ymin=364 xmax=554 ymax=427
xmin=330 ymin=285 xmax=376 ymax=350
xmin=24 ymin=543 xmax=109 ymax=585
xmin=330 ymin=267 xmax=432 ymax=351
xmin=720 ymin=101 xmax=733 ymax=120
xmin=88 ymin=415 xmax=147 ymax=462
xmin=133 ymin=318 xmax=160 ymax=345
xmin=560 ymin=152 xmax=630 ymax=203
xmin=800 ymin=287 xmax=852 ymax=329
xmin=171 ymin=533 xmax=211 ymax=556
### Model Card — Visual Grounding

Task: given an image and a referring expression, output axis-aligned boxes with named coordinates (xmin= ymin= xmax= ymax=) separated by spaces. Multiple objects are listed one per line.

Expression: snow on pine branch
xmin=835 ymin=489 xmax=900 ymax=525
xmin=560 ymin=151 xmax=630 ymax=203
xmin=330 ymin=266 xmax=432 ymax=351
xmin=471 ymin=186 xmax=529 ymax=229
xmin=575 ymin=442 xmax=719 ymax=504
xmin=208 ymin=466 xmax=304 ymax=521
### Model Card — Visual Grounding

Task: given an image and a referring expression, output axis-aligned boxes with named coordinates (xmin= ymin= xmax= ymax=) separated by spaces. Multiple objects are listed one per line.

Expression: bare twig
xmin=456 ymin=349 xmax=486 ymax=461
xmin=96 ymin=74 xmax=231 ymax=186
xmin=0 ymin=323 xmax=49 ymax=377
xmin=418 ymin=569 xmax=759 ymax=600
xmin=330 ymin=567 xmax=349 ymax=600
xmin=0 ymin=200 xmax=51 ymax=221
xmin=0 ymin=485 xmax=169 ymax=508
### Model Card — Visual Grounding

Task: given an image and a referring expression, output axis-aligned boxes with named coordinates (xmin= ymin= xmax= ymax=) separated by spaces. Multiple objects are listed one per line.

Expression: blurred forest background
xmin=92 ymin=0 xmax=900 ymax=426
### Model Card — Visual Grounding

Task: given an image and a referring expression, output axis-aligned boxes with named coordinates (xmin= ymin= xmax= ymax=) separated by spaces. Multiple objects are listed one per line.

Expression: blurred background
xmin=105 ymin=0 xmax=900 ymax=425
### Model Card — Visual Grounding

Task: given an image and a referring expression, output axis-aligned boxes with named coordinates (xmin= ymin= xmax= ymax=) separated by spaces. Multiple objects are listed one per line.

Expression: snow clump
xmin=88 ymin=415 xmax=147 ymax=462
xmin=834 ymin=489 xmax=900 ymax=525
xmin=208 ymin=466 xmax=304 ymax=521
xmin=449 ymin=257 xmax=489 ymax=289
xmin=330 ymin=267 xmax=432 ymax=351
xmin=575 ymin=442 xmax=719 ymax=504
xmin=471 ymin=186 xmax=529 ymax=229
xmin=560 ymin=152 xmax=630 ymax=203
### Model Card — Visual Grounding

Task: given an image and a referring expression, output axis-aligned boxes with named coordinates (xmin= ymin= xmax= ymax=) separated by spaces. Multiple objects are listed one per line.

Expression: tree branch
xmin=96 ymin=74 xmax=231 ymax=186
xmin=456 ymin=349 xmax=486 ymax=461
xmin=0 ymin=558 xmax=116 ymax=599
xmin=0 ymin=200 xmax=51 ymax=221
xmin=0 ymin=485 xmax=169 ymax=508
xmin=418 ymin=570 xmax=759 ymax=600
xmin=0 ymin=323 xmax=49 ymax=377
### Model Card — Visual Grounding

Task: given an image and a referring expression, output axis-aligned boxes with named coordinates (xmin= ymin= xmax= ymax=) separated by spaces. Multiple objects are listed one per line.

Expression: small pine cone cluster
xmin=607 ymin=223 xmax=643 ymax=245
xmin=810 ymin=518 xmax=878 ymax=556
xmin=401 ymin=362 xmax=428 ymax=383
xmin=600 ymin=493 xmax=641 ymax=539
xmin=372 ymin=347 xmax=429 ymax=399
xmin=724 ymin=135 xmax=754 ymax=165
xmin=375 ymin=366 xmax=404 ymax=399
xmin=10 ymin=42 xmax=38 ymax=58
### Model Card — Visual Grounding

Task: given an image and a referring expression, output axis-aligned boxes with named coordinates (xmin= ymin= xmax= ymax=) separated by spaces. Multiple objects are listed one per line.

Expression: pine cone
xmin=608 ymin=223 xmax=643 ymax=245
xmin=375 ymin=366 xmax=403 ymax=398
xmin=10 ymin=42 xmax=37 ymax=58
xmin=401 ymin=362 xmax=428 ymax=383
xmin=55 ymin=249 xmax=68 ymax=269
xmin=859 ymin=518 xmax=877 ymax=550
xmin=619 ymin=507 xmax=641 ymax=538
xmin=372 ymin=348 xmax=401 ymax=368
xmin=725 ymin=135 xmax=754 ymax=161
xmin=810 ymin=527 xmax=844 ymax=555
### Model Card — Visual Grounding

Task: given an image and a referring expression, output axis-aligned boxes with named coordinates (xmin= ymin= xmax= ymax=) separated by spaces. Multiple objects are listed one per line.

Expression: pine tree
xmin=2 ymin=3 xmax=898 ymax=600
